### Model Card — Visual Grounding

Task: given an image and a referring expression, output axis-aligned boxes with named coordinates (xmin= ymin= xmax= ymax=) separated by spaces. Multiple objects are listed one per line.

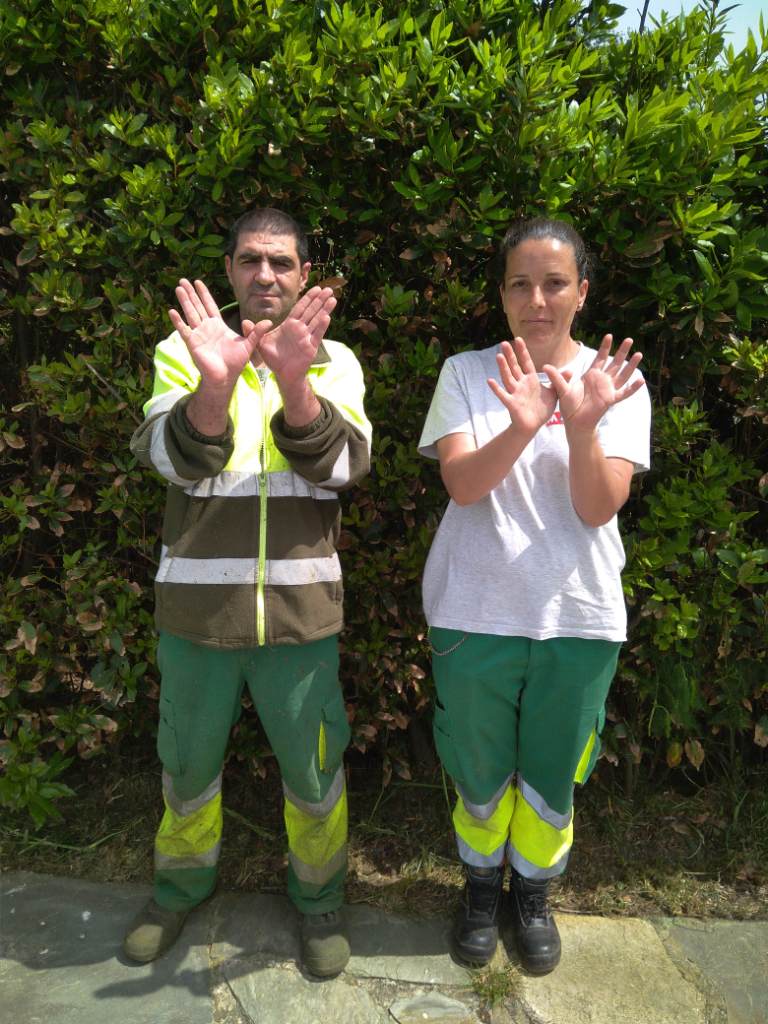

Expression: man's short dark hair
xmin=226 ymin=208 xmax=309 ymax=264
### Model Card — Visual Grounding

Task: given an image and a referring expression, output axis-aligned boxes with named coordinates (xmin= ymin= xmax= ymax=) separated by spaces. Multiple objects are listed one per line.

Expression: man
xmin=125 ymin=208 xmax=371 ymax=977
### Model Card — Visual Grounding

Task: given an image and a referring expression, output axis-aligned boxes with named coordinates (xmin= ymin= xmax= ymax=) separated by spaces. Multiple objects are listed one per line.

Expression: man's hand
xmin=488 ymin=337 xmax=558 ymax=433
xmin=244 ymin=286 xmax=337 ymax=389
xmin=544 ymin=334 xmax=644 ymax=434
xmin=169 ymin=278 xmax=272 ymax=393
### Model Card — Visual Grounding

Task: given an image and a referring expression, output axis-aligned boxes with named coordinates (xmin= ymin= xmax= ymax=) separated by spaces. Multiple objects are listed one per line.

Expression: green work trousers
xmin=430 ymin=629 xmax=620 ymax=880
xmin=153 ymin=631 xmax=350 ymax=914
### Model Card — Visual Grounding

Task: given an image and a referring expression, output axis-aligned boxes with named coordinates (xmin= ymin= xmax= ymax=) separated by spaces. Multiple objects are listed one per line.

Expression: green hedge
xmin=2 ymin=0 xmax=767 ymax=824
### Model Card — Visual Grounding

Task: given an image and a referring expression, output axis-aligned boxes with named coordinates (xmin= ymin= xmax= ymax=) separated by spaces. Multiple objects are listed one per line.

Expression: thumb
xmin=542 ymin=364 xmax=568 ymax=396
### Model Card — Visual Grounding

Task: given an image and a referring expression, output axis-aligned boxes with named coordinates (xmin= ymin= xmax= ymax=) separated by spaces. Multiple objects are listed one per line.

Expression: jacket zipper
xmin=256 ymin=370 xmax=269 ymax=646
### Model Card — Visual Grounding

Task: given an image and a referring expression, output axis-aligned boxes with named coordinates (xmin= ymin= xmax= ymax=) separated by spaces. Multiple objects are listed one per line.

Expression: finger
xmin=613 ymin=351 xmax=643 ymax=388
xmin=243 ymin=318 xmax=273 ymax=345
xmin=176 ymin=278 xmax=210 ymax=324
xmin=307 ymin=312 xmax=330 ymax=351
xmin=512 ymin=336 xmax=537 ymax=376
xmin=193 ymin=279 xmax=222 ymax=319
xmin=168 ymin=307 xmax=191 ymax=340
xmin=542 ymin=364 xmax=569 ymax=397
xmin=614 ymin=377 xmax=646 ymax=404
xmin=499 ymin=340 xmax=523 ymax=373
xmin=607 ymin=337 xmax=634 ymax=375
xmin=487 ymin=377 xmax=515 ymax=411
xmin=496 ymin=351 xmax=519 ymax=392
xmin=591 ymin=333 xmax=613 ymax=369
xmin=307 ymin=299 xmax=336 ymax=344
xmin=290 ymin=286 xmax=333 ymax=324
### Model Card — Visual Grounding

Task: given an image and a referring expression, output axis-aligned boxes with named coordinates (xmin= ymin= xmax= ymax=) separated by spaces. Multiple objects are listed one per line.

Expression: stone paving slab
xmin=225 ymin=961 xmax=390 ymax=1024
xmin=0 ymin=872 xmax=213 ymax=1024
xmin=507 ymin=915 xmax=715 ymax=1024
xmin=345 ymin=905 xmax=471 ymax=986
xmin=3 ymin=871 xmax=767 ymax=1024
xmin=655 ymin=918 xmax=768 ymax=1024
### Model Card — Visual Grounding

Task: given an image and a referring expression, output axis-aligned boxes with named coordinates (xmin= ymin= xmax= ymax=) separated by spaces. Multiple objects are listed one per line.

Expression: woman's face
xmin=499 ymin=237 xmax=588 ymax=357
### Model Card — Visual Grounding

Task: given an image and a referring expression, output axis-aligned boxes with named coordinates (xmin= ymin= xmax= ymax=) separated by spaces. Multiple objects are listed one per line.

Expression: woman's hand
xmin=488 ymin=337 xmax=558 ymax=432
xmin=544 ymin=334 xmax=644 ymax=433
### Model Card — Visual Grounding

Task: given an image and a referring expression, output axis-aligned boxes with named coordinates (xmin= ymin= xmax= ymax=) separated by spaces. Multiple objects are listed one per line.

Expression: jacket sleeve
xmin=271 ymin=343 xmax=371 ymax=492
xmin=129 ymin=333 xmax=235 ymax=485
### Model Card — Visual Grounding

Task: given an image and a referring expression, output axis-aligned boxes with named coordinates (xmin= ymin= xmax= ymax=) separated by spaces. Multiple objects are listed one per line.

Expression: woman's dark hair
xmin=496 ymin=218 xmax=590 ymax=283
xmin=226 ymin=207 xmax=309 ymax=264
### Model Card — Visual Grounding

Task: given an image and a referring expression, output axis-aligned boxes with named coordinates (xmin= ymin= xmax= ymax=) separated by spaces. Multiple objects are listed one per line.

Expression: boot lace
xmin=520 ymin=888 xmax=551 ymax=924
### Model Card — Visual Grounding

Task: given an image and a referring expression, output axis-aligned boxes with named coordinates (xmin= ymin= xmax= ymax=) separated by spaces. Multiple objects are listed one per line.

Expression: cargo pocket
xmin=318 ymin=692 xmax=351 ymax=776
xmin=157 ymin=696 xmax=184 ymax=777
xmin=574 ymin=707 xmax=606 ymax=785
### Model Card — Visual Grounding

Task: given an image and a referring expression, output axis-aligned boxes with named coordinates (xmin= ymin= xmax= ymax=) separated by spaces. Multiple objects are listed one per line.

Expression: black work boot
xmin=509 ymin=870 xmax=561 ymax=975
xmin=453 ymin=865 xmax=503 ymax=966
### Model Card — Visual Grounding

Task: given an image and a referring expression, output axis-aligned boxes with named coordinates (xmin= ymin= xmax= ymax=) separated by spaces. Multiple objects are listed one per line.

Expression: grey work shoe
xmin=123 ymin=898 xmax=190 ymax=963
xmin=300 ymin=909 xmax=351 ymax=977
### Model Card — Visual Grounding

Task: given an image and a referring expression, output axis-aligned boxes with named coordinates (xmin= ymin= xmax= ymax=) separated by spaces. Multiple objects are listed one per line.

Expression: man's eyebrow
xmin=236 ymin=249 xmax=295 ymax=261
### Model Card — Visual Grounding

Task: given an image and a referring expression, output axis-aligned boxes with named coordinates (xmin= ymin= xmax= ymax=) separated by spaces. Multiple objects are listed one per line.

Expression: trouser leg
xmin=153 ymin=632 xmax=245 ymax=911
xmin=508 ymin=637 xmax=621 ymax=879
xmin=430 ymin=629 xmax=527 ymax=868
xmin=245 ymin=636 xmax=350 ymax=914
xmin=430 ymin=630 xmax=621 ymax=879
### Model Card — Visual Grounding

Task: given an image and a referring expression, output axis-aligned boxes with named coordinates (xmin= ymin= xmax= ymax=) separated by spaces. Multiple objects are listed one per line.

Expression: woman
xmin=418 ymin=218 xmax=651 ymax=974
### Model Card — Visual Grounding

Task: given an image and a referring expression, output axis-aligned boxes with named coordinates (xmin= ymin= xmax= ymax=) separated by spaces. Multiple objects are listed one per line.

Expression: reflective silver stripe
xmin=456 ymin=835 xmax=506 ymax=868
xmin=185 ymin=469 xmax=338 ymax=501
xmin=456 ymin=776 xmax=513 ymax=822
xmin=268 ymin=554 xmax=341 ymax=586
xmin=284 ymin=769 xmax=345 ymax=820
xmin=155 ymin=553 xmax=341 ymax=586
xmin=150 ymin=415 xmax=198 ymax=488
xmin=318 ymin=443 xmax=350 ymax=488
xmin=146 ymin=391 xmax=184 ymax=417
xmin=289 ymin=843 xmax=347 ymax=885
xmin=507 ymin=842 xmax=569 ymax=880
xmin=162 ymin=770 xmax=222 ymax=817
xmin=156 ymin=554 xmax=257 ymax=585
xmin=517 ymin=776 xmax=573 ymax=831
xmin=155 ymin=841 xmax=221 ymax=871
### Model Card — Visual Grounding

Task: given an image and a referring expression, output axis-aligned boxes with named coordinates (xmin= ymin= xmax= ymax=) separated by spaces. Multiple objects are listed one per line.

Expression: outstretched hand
xmin=169 ymin=278 xmax=272 ymax=391
xmin=488 ymin=337 xmax=558 ymax=433
xmin=543 ymin=334 xmax=644 ymax=432
xmin=244 ymin=286 xmax=337 ymax=389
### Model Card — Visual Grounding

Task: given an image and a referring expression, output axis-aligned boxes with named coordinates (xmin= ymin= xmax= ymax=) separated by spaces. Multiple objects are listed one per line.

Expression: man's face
xmin=225 ymin=230 xmax=310 ymax=326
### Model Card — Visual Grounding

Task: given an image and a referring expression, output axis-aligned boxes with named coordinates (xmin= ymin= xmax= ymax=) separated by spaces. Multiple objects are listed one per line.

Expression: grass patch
xmin=469 ymin=963 xmax=522 ymax=1007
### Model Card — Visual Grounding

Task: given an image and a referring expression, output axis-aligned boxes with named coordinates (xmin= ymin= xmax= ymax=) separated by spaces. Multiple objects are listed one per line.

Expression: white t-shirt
xmin=418 ymin=343 xmax=651 ymax=642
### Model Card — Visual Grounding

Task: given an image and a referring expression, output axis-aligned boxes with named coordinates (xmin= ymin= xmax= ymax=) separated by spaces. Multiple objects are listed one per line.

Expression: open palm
xmin=247 ymin=286 xmax=336 ymax=388
xmin=169 ymin=278 xmax=270 ymax=390
xmin=488 ymin=338 xmax=558 ymax=433
xmin=544 ymin=334 xmax=644 ymax=431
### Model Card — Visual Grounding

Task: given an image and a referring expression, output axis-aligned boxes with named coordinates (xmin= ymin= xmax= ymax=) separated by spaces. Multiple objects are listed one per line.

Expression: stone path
xmin=1 ymin=872 xmax=765 ymax=1023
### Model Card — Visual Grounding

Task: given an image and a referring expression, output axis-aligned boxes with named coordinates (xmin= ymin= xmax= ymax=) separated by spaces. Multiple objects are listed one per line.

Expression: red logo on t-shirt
xmin=546 ymin=410 xmax=564 ymax=427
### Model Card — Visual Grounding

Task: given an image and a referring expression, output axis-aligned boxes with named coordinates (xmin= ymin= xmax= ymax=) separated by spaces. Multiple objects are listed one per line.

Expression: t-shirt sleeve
xmin=418 ymin=358 xmax=475 ymax=460
xmin=596 ymin=369 xmax=652 ymax=472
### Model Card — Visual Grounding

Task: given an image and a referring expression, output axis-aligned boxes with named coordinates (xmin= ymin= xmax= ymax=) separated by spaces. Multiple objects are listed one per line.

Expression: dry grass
xmin=2 ymin=746 xmax=767 ymax=922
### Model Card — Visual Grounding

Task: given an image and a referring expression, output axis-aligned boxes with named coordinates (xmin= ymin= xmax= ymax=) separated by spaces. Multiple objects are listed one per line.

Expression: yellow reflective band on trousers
xmin=285 ymin=784 xmax=347 ymax=881
xmin=453 ymin=785 xmax=515 ymax=862
xmin=507 ymin=783 xmax=573 ymax=871
xmin=574 ymin=728 xmax=597 ymax=784
xmin=155 ymin=788 xmax=222 ymax=866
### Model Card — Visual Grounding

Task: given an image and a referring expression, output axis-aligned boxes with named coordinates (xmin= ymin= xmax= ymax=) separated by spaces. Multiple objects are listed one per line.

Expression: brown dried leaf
xmin=684 ymin=738 xmax=705 ymax=770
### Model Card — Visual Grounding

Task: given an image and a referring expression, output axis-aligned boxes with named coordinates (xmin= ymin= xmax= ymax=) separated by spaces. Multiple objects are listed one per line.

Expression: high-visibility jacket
xmin=130 ymin=331 xmax=371 ymax=648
